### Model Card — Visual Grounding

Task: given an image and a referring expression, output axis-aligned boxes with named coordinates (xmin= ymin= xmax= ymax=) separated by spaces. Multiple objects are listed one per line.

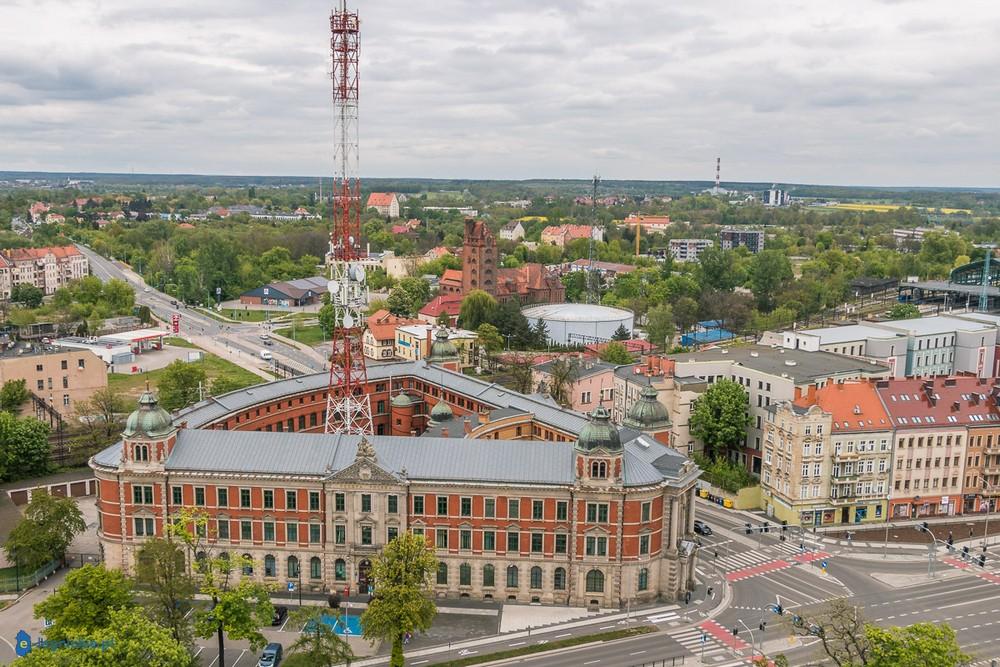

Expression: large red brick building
xmin=91 ymin=359 xmax=699 ymax=608
xmin=458 ymin=219 xmax=565 ymax=305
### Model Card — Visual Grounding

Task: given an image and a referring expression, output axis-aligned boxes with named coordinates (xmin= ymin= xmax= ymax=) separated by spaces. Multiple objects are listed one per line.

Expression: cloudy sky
xmin=2 ymin=0 xmax=999 ymax=186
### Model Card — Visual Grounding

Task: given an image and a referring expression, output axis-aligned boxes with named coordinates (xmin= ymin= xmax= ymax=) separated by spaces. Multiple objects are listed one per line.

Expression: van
xmin=257 ymin=642 xmax=282 ymax=667
xmin=260 ymin=350 xmax=273 ymax=361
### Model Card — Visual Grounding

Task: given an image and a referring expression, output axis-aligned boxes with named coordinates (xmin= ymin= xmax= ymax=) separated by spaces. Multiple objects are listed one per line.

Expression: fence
xmin=630 ymin=657 xmax=686 ymax=667
xmin=0 ymin=559 xmax=60 ymax=593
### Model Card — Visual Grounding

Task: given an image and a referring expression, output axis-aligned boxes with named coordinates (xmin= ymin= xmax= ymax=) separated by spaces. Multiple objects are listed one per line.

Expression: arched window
xmin=264 ymin=555 xmax=276 ymax=577
xmin=590 ymin=460 xmax=606 ymax=479
xmin=460 ymin=563 xmax=472 ymax=586
xmin=530 ymin=566 xmax=542 ymax=589
xmin=287 ymin=556 xmax=299 ymax=578
xmin=334 ymin=558 xmax=346 ymax=581
xmin=437 ymin=562 xmax=448 ymax=585
xmin=483 ymin=564 xmax=495 ymax=588
xmin=638 ymin=568 xmax=649 ymax=591
xmin=241 ymin=554 xmax=253 ymax=576
xmin=506 ymin=565 xmax=518 ymax=588
xmin=134 ymin=444 xmax=148 ymax=462
xmin=310 ymin=557 xmax=322 ymax=579
xmin=554 ymin=567 xmax=566 ymax=590
xmin=586 ymin=569 xmax=604 ymax=593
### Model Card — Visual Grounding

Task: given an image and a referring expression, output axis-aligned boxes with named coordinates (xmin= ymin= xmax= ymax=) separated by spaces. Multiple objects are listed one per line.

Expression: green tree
xmin=866 ymin=623 xmax=968 ymax=667
xmin=561 ymin=271 xmax=587 ymax=302
xmin=475 ymin=323 xmax=504 ymax=370
xmin=645 ymin=304 xmax=675 ymax=351
xmin=136 ymin=536 xmax=197 ymax=646
xmin=210 ymin=376 xmax=248 ymax=396
xmin=0 ymin=412 xmax=51 ymax=481
xmin=34 ymin=564 xmax=134 ymax=641
xmin=689 ymin=379 xmax=750 ymax=459
xmin=75 ymin=386 xmax=128 ymax=438
xmin=0 ymin=378 xmax=29 ymax=412
xmin=137 ymin=304 xmax=153 ymax=324
xmin=543 ymin=358 xmax=580 ymax=407
xmin=887 ymin=302 xmax=920 ymax=320
xmin=672 ymin=296 xmax=700 ymax=333
xmin=157 ymin=360 xmax=208 ymax=411
xmin=697 ymin=246 xmax=740 ymax=291
xmin=361 ymin=532 xmax=437 ymax=667
xmin=458 ymin=290 xmax=498 ymax=331
xmin=283 ymin=607 xmax=355 ymax=667
xmin=318 ymin=301 xmax=335 ymax=337
xmin=599 ymin=342 xmax=633 ymax=364
xmin=530 ymin=318 xmax=550 ymax=348
xmin=504 ymin=351 xmax=536 ymax=393
xmin=387 ymin=287 xmax=416 ymax=318
xmin=11 ymin=283 xmax=44 ymax=308
xmin=13 ymin=607 xmax=192 ymax=667
xmin=3 ymin=491 xmax=85 ymax=569
xmin=749 ymin=250 xmax=793 ymax=312
xmin=611 ymin=323 xmax=630 ymax=341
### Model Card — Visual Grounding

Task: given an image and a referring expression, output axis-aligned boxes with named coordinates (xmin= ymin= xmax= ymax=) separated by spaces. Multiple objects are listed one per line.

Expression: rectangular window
xmin=388 ymin=494 xmax=398 ymax=514
xmin=387 ymin=526 xmax=398 ymax=542
xmin=263 ymin=521 xmax=275 ymax=542
xmin=641 ymin=501 xmax=651 ymax=523
xmin=483 ymin=530 xmax=496 ymax=551
xmin=217 ymin=519 xmax=229 ymax=540
xmin=532 ymin=500 xmax=543 ymax=520
xmin=335 ymin=493 xmax=345 ymax=512
xmin=132 ymin=485 xmax=153 ymax=504
xmin=556 ymin=501 xmax=567 ymax=521
xmin=460 ymin=529 xmax=472 ymax=550
xmin=361 ymin=494 xmax=372 ymax=513
xmin=436 ymin=528 xmax=449 ymax=549
xmin=586 ymin=503 xmax=609 ymax=523
xmin=585 ymin=536 xmax=608 ymax=556
xmin=286 ymin=522 xmax=297 ymax=543
xmin=335 ymin=524 xmax=346 ymax=545
xmin=461 ymin=497 xmax=472 ymax=517
xmin=309 ymin=491 xmax=320 ymax=511
xmin=194 ymin=487 xmax=205 ymax=506
xmin=413 ymin=496 xmax=425 ymax=514
xmin=240 ymin=488 xmax=251 ymax=508
xmin=241 ymin=520 xmax=252 ymax=541
xmin=263 ymin=490 xmax=273 ymax=509
xmin=309 ymin=524 xmax=321 ymax=543
xmin=286 ymin=490 xmax=297 ymax=510
xmin=134 ymin=517 xmax=155 ymax=536
xmin=531 ymin=532 xmax=543 ymax=553
xmin=361 ymin=526 xmax=373 ymax=545
xmin=555 ymin=533 xmax=567 ymax=553
xmin=639 ymin=534 xmax=650 ymax=555
xmin=172 ymin=486 xmax=182 ymax=505
xmin=484 ymin=498 xmax=495 ymax=518
xmin=217 ymin=487 xmax=228 ymax=507
xmin=508 ymin=498 xmax=520 ymax=519
xmin=506 ymin=530 xmax=520 ymax=552
xmin=437 ymin=496 xmax=449 ymax=516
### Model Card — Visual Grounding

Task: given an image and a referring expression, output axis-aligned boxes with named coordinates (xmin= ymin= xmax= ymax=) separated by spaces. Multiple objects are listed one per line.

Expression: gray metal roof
xmin=534 ymin=358 xmax=618 ymax=379
xmin=668 ymin=344 xmax=889 ymax=384
xmin=175 ymin=361 xmax=591 ymax=436
xmin=94 ymin=429 xmax=690 ymax=488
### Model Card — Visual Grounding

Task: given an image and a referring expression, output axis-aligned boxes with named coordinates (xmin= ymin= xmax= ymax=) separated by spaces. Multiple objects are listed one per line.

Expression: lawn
xmin=109 ymin=349 xmax=267 ymax=399
xmin=195 ymin=307 xmax=285 ymax=323
xmin=274 ymin=324 xmax=327 ymax=346
xmin=164 ymin=337 xmax=198 ymax=349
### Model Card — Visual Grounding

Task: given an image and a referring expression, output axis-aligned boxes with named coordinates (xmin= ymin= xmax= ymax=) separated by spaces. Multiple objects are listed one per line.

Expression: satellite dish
xmin=343 ymin=313 xmax=354 ymax=328
xmin=352 ymin=264 xmax=366 ymax=282
xmin=327 ymin=280 xmax=338 ymax=294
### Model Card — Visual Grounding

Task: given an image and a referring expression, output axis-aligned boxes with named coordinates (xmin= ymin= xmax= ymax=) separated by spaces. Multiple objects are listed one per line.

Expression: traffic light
xmin=759 ymin=621 xmax=767 ymax=632
xmin=707 ymin=587 xmax=714 ymax=598
xmin=745 ymin=523 xmax=753 ymax=535
xmin=774 ymin=604 xmax=783 ymax=615
xmin=732 ymin=627 xmax=739 ymax=637
xmin=962 ymin=545 xmax=970 ymax=559
xmin=763 ymin=522 xmax=770 ymax=533
xmin=921 ymin=521 xmax=930 ymax=533
xmin=979 ymin=554 xmax=987 ymax=567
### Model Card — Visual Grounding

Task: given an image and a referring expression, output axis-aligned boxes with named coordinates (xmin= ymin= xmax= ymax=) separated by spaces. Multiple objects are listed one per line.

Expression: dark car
xmin=693 ymin=520 xmax=713 ymax=536
xmin=258 ymin=642 xmax=283 ymax=667
xmin=271 ymin=605 xmax=288 ymax=626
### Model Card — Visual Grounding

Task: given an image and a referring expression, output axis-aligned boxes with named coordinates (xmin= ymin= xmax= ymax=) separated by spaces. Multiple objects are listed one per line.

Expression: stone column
xmin=667 ymin=496 xmax=679 ymax=552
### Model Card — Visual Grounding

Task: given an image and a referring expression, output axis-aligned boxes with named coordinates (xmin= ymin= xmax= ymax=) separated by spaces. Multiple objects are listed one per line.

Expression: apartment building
xmin=2 ymin=245 xmax=89 ymax=296
xmin=718 ymin=229 xmax=764 ymax=254
xmin=0 ymin=347 xmax=106 ymax=417
xmin=668 ymin=239 xmax=713 ymax=263
xmin=395 ymin=324 xmax=477 ymax=366
xmin=533 ymin=358 xmax=616 ymax=413
xmin=363 ymin=309 xmax=419 ymax=361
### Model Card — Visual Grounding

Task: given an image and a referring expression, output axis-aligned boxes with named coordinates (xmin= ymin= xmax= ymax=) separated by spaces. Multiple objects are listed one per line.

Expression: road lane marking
xmin=233 ymin=649 xmax=247 ymax=666
xmin=209 ymin=653 xmax=220 ymax=667
xmin=630 ymin=650 xmax=646 ymax=655
xmin=509 ymin=642 xmax=526 ymax=646
xmin=599 ymin=625 xmax=615 ymax=629
xmin=194 ymin=647 xmax=204 ymax=658
xmin=555 ymin=633 xmax=572 ymax=638
xmin=583 ymin=661 xmax=600 ymax=665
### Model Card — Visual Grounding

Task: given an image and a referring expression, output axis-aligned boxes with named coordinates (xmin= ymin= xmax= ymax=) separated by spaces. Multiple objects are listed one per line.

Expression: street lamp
xmin=293 ymin=562 xmax=303 ymax=606
xmin=981 ymin=477 xmax=996 ymax=550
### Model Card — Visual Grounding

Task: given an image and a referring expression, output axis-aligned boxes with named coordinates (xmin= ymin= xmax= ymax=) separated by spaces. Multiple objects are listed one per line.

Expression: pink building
xmin=532 ymin=358 xmax=617 ymax=412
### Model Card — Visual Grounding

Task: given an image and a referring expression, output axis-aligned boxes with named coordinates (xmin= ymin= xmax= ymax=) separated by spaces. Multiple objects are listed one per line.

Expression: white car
xmin=259 ymin=350 xmax=273 ymax=361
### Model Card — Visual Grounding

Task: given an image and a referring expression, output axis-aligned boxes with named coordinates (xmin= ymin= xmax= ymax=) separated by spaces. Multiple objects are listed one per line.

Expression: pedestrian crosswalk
xmin=705 ymin=540 xmax=827 ymax=573
xmin=708 ymin=549 xmax=774 ymax=572
xmin=668 ymin=626 xmax=759 ymax=667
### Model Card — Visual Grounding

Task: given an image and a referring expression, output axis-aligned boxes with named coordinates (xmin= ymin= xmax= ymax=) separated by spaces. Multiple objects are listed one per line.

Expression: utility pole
xmin=587 ymin=174 xmax=600 ymax=304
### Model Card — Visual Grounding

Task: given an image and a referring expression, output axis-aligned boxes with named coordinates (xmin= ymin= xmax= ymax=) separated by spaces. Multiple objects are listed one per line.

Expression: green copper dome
xmin=391 ymin=393 xmax=418 ymax=408
xmin=622 ymin=384 xmax=671 ymax=432
xmin=428 ymin=327 xmax=458 ymax=361
xmin=122 ymin=390 xmax=174 ymax=439
xmin=430 ymin=400 xmax=453 ymax=422
xmin=576 ymin=405 xmax=622 ymax=453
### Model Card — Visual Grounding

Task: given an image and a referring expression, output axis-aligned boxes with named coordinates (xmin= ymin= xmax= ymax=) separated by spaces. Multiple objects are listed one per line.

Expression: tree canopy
xmin=33 ymin=564 xmax=134 ymax=641
xmin=3 ymin=490 xmax=84 ymax=569
xmin=689 ymin=379 xmax=750 ymax=458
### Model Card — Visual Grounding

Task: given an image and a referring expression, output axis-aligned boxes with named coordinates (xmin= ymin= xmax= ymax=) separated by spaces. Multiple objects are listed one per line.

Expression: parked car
xmin=257 ymin=643 xmax=282 ymax=667
xmin=262 ymin=338 xmax=273 ymax=346
xmin=693 ymin=520 xmax=712 ymax=536
xmin=260 ymin=350 xmax=273 ymax=361
xmin=271 ymin=605 xmax=288 ymax=627
xmin=259 ymin=333 xmax=270 ymax=340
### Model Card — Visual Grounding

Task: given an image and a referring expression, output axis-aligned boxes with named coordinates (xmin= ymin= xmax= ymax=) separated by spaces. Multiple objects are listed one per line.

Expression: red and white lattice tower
xmin=325 ymin=1 xmax=373 ymax=435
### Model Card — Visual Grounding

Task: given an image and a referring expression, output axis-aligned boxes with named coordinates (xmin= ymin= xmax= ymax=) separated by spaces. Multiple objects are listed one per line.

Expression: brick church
xmin=441 ymin=219 xmax=564 ymax=305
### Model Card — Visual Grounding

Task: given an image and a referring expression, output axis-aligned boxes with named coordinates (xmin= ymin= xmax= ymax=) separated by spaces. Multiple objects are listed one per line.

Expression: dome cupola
xmin=123 ymin=390 xmax=174 ymax=440
xmin=575 ymin=405 xmax=622 ymax=453
xmin=622 ymin=384 xmax=671 ymax=432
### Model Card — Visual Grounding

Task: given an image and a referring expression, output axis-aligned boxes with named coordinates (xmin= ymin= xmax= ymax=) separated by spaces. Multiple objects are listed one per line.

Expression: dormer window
xmin=133 ymin=444 xmax=149 ymax=462
xmin=591 ymin=460 xmax=607 ymax=479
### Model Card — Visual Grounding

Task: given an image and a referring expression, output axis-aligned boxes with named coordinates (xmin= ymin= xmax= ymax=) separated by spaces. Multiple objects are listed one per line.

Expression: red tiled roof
xmin=391 ymin=225 xmax=409 ymax=234
xmin=177 ymin=222 xmax=195 ymax=229
xmin=440 ymin=269 xmax=463 ymax=287
xmin=426 ymin=247 xmax=452 ymax=258
xmin=366 ymin=309 xmax=418 ymax=341
xmin=367 ymin=192 xmax=396 ymax=208
xmin=795 ymin=381 xmax=891 ymax=432
xmin=4 ymin=245 xmax=82 ymax=262
xmin=873 ymin=376 xmax=1000 ymax=429
xmin=419 ymin=294 xmax=463 ymax=318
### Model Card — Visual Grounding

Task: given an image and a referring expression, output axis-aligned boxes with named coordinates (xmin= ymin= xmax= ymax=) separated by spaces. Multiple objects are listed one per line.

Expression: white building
xmin=499 ymin=221 xmax=526 ymax=241
xmin=763 ymin=186 xmax=789 ymax=207
xmin=668 ymin=239 xmax=713 ymax=263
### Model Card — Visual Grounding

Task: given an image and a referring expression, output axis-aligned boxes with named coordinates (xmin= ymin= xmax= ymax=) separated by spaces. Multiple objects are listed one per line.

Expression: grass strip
xmin=429 ymin=625 xmax=656 ymax=667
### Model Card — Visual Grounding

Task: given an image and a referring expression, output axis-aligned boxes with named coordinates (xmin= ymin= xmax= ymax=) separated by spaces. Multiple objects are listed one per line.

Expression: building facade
xmin=92 ymin=390 xmax=701 ymax=608
xmin=668 ymin=239 xmax=713 ymax=263
xmin=366 ymin=193 xmax=400 ymax=218
xmin=2 ymin=245 xmax=89 ymax=296
xmin=718 ymin=229 xmax=764 ymax=254
xmin=0 ymin=348 xmax=106 ymax=417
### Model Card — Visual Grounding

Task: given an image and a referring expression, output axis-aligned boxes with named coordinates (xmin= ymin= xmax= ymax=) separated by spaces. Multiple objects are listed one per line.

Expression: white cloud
xmin=0 ymin=0 xmax=998 ymax=186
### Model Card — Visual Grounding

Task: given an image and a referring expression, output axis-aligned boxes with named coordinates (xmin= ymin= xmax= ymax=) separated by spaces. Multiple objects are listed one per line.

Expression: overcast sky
xmin=2 ymin=0 xmax=999 ymax=186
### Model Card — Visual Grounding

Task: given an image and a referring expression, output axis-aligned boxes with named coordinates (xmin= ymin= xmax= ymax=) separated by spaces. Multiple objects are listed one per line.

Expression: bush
xmin=693 ymin=454 xmax=758 ymax=494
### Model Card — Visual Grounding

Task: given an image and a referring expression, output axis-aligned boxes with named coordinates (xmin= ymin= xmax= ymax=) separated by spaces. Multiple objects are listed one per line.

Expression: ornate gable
xmin=328 ymin=437 xmax=399 ymax=484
